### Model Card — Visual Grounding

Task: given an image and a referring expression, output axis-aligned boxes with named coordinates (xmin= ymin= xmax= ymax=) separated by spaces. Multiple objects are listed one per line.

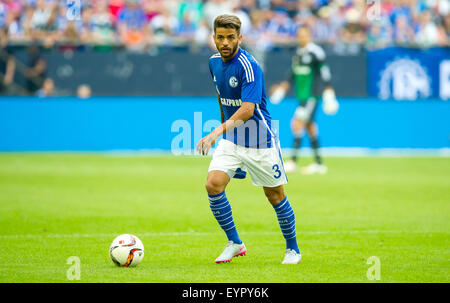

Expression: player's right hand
xmin=196 ymin=132 xmax=218 ymax=156
xmin=269 ymin=86 xmax=286 ymax=105
xmin=269 ymin=82 xmax=289 ymax=105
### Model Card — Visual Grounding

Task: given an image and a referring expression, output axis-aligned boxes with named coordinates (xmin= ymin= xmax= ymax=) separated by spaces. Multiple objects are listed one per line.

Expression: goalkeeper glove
xmin=269 ymin=86 xmax=286 ymax=105
xmin=322 ymin=88 xmax=339 ymax=115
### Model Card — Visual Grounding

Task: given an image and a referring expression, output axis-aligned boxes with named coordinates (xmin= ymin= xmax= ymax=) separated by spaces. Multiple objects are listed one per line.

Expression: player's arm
xmin=315 ymin=48 xmax=332 ymax=90
xmin=269 ymin=66 xmax=293 ymax=104
xmin=277 ymin=80 xmax=290 ymax=92
xmin=3 ymin=53 xmax=16 ymax=85
xmin=315 ymin=49 xmax=339 ymax=115
xmin=319 ymin=62 xmax=335 ymax=102
xmin=216 ymin=101 xmax=255 ymax=135
xmin=317 ymin=59 xmax=335 ymax=93
xmin=196 ymin=102 xmax=255 ymax=155
xmin=319 ymin=62 xmax=332 ymax=91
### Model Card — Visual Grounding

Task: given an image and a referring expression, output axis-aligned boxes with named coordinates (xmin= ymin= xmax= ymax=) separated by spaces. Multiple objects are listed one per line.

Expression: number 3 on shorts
xmin=272 ymin=164 xmax=281 ymax=179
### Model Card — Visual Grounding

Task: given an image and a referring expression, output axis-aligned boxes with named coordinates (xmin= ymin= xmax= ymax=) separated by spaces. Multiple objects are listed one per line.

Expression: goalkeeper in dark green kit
xmin=270 ymin=25 xmax=338 ymax=174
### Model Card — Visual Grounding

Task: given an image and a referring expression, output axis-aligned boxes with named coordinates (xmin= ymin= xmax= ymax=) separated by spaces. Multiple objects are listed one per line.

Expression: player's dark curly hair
xmin=213 ymin=14 xmax=241 ymax=35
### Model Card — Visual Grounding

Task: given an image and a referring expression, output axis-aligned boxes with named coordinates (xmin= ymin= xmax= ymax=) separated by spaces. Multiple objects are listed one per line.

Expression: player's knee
xmin=306 ymin=122 xmax=317 ymax=137
xmin=205 ymin=179 xmax=225 ymax=195
xmin=291 ymin=119 xmax=305 ymax=134
xmin=264 ymin=189 xmax=285 ymax=205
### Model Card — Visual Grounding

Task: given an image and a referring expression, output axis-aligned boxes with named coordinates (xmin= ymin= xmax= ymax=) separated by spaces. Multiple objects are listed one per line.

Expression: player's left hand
xmin=322 ymin=87 xmax=339 ymax=115
xmin=196 ymin=132 xmax=219 ymax=156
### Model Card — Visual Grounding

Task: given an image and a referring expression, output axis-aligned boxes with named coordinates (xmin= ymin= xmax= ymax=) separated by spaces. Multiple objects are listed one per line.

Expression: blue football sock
xmin=273 ymin=196 xmax=300 ymax=253
xmin=208 ymin=191 xmax=242 ymax=244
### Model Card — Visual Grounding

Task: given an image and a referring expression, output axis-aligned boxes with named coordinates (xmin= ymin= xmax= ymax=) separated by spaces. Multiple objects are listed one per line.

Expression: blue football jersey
xmin=208 ymin=48 xmax=276 ymax=148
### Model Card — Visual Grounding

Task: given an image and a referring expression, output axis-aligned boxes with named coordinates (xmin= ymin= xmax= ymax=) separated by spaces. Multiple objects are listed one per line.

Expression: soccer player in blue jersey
xmin=196 ymin=14 xmax=301 ymax=264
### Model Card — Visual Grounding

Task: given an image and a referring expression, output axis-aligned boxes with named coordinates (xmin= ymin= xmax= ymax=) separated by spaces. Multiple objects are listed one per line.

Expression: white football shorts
xmin=208 ymin=139 xmax=288 ymax=187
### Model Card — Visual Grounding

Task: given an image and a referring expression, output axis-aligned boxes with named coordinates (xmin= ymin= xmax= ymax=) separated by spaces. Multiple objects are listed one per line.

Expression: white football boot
xmin=215 ymin=241 xmax=247 ymax=263
xmin=282 ymin=249 xmax=302 ymax=264
xmin=301 ymin=163 xmax=328 ymax=175
xmin=284 ymin=160 xmax=297 ymax=173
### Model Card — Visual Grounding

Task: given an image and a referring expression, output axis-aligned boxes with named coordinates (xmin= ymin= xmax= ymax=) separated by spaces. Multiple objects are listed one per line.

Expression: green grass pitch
xmin=0 ymin=154 xmax=448 ymax=283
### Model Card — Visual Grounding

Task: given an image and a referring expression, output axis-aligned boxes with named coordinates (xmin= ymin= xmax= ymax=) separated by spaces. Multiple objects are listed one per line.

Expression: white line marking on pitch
xmin=0 ymin=230 xmax=444 ymax=239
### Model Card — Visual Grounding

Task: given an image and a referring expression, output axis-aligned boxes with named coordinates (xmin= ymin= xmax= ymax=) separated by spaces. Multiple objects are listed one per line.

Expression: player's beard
xmin=220 ymin=43 xmax=239 ymax=60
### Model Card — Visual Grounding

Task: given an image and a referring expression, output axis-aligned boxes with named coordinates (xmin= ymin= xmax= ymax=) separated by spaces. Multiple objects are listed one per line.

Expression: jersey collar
xmin=222 ymin=47 xmax=242 ymax=65
xmin=297 ymin=43 xmax=311 ymax=55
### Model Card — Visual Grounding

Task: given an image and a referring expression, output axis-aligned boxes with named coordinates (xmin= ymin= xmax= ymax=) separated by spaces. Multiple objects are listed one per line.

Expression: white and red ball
xmin=109 ymin=234 xmax=144 ymax=267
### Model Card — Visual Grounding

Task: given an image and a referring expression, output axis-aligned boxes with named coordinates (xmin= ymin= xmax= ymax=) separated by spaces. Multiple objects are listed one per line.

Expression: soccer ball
xmin=109 ymin=234 xmax=144 ymax=267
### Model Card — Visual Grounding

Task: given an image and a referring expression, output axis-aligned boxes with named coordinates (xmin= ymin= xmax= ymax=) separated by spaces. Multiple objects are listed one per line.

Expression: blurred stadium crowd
xmin=0 ymin=0 xmax=449 ymax=97
xmin=0 ymin=0 xmax=449 ymax=51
